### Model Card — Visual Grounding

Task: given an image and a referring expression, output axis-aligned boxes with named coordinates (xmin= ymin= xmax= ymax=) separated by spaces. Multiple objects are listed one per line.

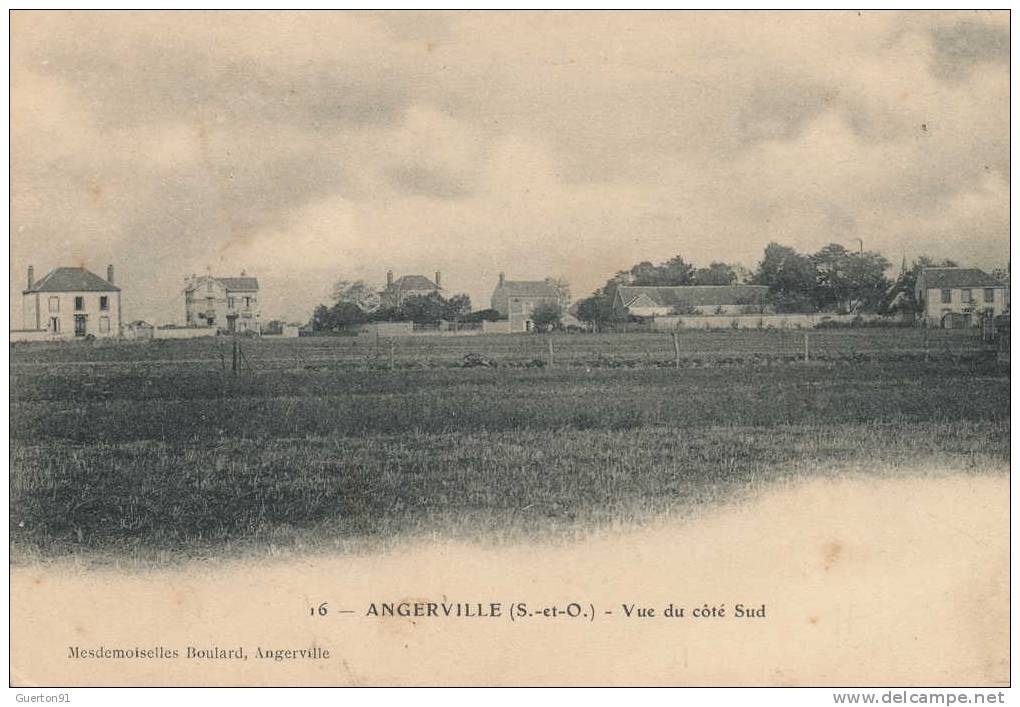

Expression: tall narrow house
xmin=21 ymin=265 xmax=122 ymax=339
xmin=184 ymin=273 xmax=261 ymax=333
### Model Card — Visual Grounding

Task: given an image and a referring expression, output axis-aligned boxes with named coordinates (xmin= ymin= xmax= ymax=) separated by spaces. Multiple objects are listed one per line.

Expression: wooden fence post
xmin=547 ymin=336 xmax=554 ymax=368
xmin=232 ymin=339 xmax=239 ymax=375
xmin=672 ymin=331 xmax=680 ymax=369
xmin=389 ymin=338 xmax=395 ymax=369
xmin=803 ymin=332 xmax=809 ymax=363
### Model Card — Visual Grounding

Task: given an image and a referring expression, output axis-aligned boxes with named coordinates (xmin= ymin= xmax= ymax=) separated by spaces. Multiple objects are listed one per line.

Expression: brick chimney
xmin=498 ymin=271 xmax=506 ymax=287
xmin=27 ymin=265 xmax=34 ymax=289
xmin=435 ymin=271 xmax=442 ymax=288
xmin=107 ymin=264 xmax=115 ymax=284
xmin=386 ymin=269 xmax=394 ymax=287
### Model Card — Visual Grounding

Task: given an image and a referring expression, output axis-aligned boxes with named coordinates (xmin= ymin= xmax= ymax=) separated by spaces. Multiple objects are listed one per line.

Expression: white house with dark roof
xmin=18 ymin=265 xmax=121 ymax=339
xmin=184 ymin=273 xmax=261 ymax=333
xmin=613 ymin=284 xmax=770 ymax=318
xmin=490 ymin=273 xmax=562 ymax=332
xmin=381 ymin=270 xmax=443 ymax=308
xmin=915 ymin=267 xmax=1008 ymax=327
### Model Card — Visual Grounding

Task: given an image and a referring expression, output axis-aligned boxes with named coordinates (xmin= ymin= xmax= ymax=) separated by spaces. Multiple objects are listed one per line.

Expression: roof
xmin=215 ymin=277 xmax=259 ymax=291
xmin=616 ymin=285 xmax=769 ymax=308
xmin=917 ymin=268 xmax=1005 ymax=290
xmin=493 ymin=280 xmax=560 ymax=298
xmin=184 ymin=275 xmax=260 ymax=292
xmin=389 ymin=275 xmax=439 ymax=291
xmin=24 ymin=267 xmax=119 ymax=294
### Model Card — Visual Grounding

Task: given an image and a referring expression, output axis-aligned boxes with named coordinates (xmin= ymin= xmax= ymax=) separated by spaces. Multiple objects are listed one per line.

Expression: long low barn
xmin=613 ymin=284 xmax=770 ymax=317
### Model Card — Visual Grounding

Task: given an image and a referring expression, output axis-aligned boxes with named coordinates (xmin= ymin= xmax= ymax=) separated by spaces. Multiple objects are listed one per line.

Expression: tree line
xmin=311 ymin=280 xmax=494 ymax=332
xmin=309 ymin=246 xmax=1008 ymax=332
xmin=573 ymin=243 xmax=1005 ymax=327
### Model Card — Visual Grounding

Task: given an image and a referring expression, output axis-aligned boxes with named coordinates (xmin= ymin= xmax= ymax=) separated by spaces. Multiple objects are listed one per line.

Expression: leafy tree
xmin=810 ymin=244 xmax=890 ymax=313
xmin=628 ymin=255 xmax=694 ymax=286
xmin=331 ymin=279 xmax=381 ymax=313
xmin=659 ymin=255 xmax=695 ymax=285
xmin=548 ymin=277 xmax=572 ymax=310
xmin=991 ymin=264 xmax=1009 ymax=286
xmin=752 ymin=243 xmax=819 ymax=312
xmin=463 ymin=308 xmax=503 ymax=323
xmin=442 ymin=293 xmax=472 ymax=322
xmin=398 ymin=293 xmax=448 ymax=325
xmin=574 ymin=296 xmax=605 ymax=327
xmin=310 ymin=301 xmax=367 ymax=332
xmin=311 ymin=304 xmax=333 ymax=332
xmin=692 ymin=262 xmax=738 ymax=286
xmin=530 ymin=302 xmax=562 ymax=332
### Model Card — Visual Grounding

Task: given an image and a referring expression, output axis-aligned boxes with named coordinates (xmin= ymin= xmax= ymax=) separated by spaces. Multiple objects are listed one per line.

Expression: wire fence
xmin=10 ymin=326 xmax=1002 ymax=375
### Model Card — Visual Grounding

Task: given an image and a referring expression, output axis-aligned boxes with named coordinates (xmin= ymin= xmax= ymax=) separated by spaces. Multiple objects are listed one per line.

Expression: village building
xmin=380 ymin=270 xmax=443 ymax=308
xmin=490 ymin=273 xmax=562 ymax=333
xmin=123 ymin=320 xmax=155 ymax=340
xmin=20 ymin=265 xmax=121 ymax=339
xmin=184 ymin=273 xmax=261 ymax=333
xmin=915 ymin=267 xmax=1008 ymax=328
xmin=613 ymin=284 xmax=771 ymax=318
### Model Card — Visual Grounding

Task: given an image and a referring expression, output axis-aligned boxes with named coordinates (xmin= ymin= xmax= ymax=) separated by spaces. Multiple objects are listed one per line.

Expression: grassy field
xmin=10 ymin=327 xmax=992 ymax=372
xmin=9 ymin=330 xmax=1009 ymax=564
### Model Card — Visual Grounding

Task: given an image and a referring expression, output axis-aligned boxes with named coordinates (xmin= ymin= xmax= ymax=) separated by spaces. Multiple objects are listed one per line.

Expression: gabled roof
xmin=389 ymin=275 xmax=439 ymax=291
xmin=216 ymin=277 xmax=259 ymax=291
xmin=24 ymin=267 xmax=119 ymax=294
xmin=184 ymin=275 xmax=259 ymax=293
xmin=493 ymin=280 xmax=560 ymax=298
xmin=616 ymin=285 xmax=769 ymax=308
xmin=917 ymin=267 xmax=1005 ymax=290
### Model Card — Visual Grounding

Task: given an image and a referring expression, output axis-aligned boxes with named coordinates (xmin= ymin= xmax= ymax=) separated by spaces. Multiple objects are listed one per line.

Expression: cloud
xmin=9 ymin=10 xmax=1009 ymax=325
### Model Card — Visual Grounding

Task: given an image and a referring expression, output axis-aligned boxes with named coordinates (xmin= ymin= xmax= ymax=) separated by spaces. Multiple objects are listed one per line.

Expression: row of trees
xmin=572 ymin=245 xmax=988 ymax=327
xmin=312 ymin=280 xmax=478 ymax=332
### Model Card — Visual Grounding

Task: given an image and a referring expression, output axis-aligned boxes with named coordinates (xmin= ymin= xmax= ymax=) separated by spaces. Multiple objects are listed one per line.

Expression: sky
xmin=10 ymin=10 xmax=1010 ymax=325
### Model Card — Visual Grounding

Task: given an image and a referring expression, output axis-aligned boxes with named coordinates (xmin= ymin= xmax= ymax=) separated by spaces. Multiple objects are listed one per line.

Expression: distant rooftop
xmin=185 ymin=275 xmax=259 ymax=292
xmin=493 ymin=279 xmax=560 ymax=298
xmin=388 ymin=275 xmax=439 ymax=291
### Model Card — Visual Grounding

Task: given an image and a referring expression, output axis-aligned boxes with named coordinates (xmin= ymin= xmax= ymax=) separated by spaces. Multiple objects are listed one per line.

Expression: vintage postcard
xmin=8 ymin=10 xmax=1010 ymax=691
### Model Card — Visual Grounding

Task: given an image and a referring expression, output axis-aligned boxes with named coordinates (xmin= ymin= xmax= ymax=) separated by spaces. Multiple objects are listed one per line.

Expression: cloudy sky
xmin=10 ymin=10 xmax=1009 ymax=324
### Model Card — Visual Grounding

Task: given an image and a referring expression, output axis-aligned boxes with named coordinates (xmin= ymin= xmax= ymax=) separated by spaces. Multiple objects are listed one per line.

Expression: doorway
xmin=74 ymin=315 xmax=87 ymax=337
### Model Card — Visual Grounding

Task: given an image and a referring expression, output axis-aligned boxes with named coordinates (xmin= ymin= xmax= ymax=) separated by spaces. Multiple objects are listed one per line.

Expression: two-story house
xmin=184 ymin=273 xmax=261 ymax=333
xmin=490 ymin=273 xmax=562 ymax=332
xmin=380 ymin=270 xmax=443 ymax=309
xmin=915 ymin=267 xmax=1008 ymax=327
xmin=21 ymin=265 xmax=121 ymax=339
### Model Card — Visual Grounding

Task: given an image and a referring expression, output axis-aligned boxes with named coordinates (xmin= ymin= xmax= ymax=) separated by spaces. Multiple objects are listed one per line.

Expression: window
xmin=74 ymin=296 xmax=84 ymax=311
xmin=207 ymin=281 xmax=213 ymax=294
xmin=940 ymin=289 xmax=952 ymax=304
xmin=99 ymin=316 xmax=110 ymax=333
xmin=99 ymin=296 xmax=109 ymax=311
xmin=961 ymin=289 xmax=971 ymax=304
xmin=48 ymin=297 xmax=59 ymax=313
xmin=228 ymin=297 xmax=235 ymax=309
xmin=985 ymin=288 xmax=995 ymax=303
xmin=49 ymin=317 xmax=59 ymax=333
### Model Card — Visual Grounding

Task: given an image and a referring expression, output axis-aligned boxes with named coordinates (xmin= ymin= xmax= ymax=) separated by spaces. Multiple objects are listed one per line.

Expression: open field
xmin=10 ymin=327 xmax=994 ymax=372
xmin=9 ymin=330 xmax=1009 ymax=564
